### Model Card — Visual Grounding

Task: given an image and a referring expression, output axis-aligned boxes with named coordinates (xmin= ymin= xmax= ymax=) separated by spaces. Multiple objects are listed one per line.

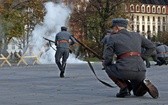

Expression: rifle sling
xmin=87 ymin=61 xmax=116 ymax=88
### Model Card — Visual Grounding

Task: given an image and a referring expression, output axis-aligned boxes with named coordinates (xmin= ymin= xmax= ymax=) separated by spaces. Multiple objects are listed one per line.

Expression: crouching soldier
xmin=156 ymin=43 xmax=168 ymax=65
xmin=102 ymin=18 xmax=159 ymax=98
xmin=55 ymin=26 xmax=76 ymax=78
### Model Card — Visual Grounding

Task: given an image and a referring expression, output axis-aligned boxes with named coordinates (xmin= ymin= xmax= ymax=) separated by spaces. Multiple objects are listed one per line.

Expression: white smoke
xmin=27 ymin=2 xmax=85 ymax=64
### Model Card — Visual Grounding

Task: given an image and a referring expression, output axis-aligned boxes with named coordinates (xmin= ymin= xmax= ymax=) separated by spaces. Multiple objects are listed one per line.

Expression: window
xmin=158 ymin=26 xmax=160 ymax=32
xmin=163 ymin=26 xmax=166 ymax=31
xmin=147 ymin=5 xmax=151 ymax=13
xmin=142 ymin=16 xmax=145 ymax=21
xmin=163 ymin=17 xmax=165 ymax=22
xmin=152 ymin=6 xmax=156 ymax=13
xmin=141 ymin=5 xmax=145 ymax=13
xmin=132 ymin=25 xmax=134 ymax=31
xmin=162 ymin=6 xmax=166 ymax=14
xmin=147 ymin=16 xmax=150 ymax=21
xmin=157 ymin=6 xmax=161 ymax=14
xmin=153 ymin=25 xmax=155 ymax=31
xmin=131 ymin=15 xmax=134 ymax=21
xmin=130 ymin=4 xmax=134 ymax=12
xmin=142 ymin=25 xmax=145 ymax=31
xmin=137 ymin=25 xmax=139 ymax=31
xmin=137 ymin=16 xmax=139 ymax=21
xmin=158 ymin=17 xmax=160 ymax=22
xmin=153 ymin=17 xmax=155 ymax=22
xmin=136 ymin=5 xmax=140 ymax=12
xmin=148 ymin=25 xmax=150 ymax=31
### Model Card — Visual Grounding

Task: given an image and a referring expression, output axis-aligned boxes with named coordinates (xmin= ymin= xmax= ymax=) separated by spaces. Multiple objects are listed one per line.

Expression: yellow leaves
xmin=0 ymin=4 xmax=4 ymax=13
xmin=0 ymin=0 xmax=45 ymax=39
xmin=5 ymin=0 xmax=13 ymax=4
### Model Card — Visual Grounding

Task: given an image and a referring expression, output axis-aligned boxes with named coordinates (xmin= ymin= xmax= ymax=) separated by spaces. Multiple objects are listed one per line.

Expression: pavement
xmin=0 ymin=62 xmax=167 ymax=105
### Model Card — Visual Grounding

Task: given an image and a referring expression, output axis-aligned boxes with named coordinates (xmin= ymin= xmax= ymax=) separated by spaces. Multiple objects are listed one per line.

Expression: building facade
xmin=61 ymin=0 xmax=168 ymax=38
xmin=126 ymin=1 xmax=168 ymax=38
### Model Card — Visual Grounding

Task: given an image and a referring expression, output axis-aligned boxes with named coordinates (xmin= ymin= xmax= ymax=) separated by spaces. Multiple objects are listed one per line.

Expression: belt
xmin=159 ymin=52 xmax=168 ymax=54
xmin=117 ymin=52 xmax=141 ymax=59
xmin=57 ymin=40 xmax=68 ymax=43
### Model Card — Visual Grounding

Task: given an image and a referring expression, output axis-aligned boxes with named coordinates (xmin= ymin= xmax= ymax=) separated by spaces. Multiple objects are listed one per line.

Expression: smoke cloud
xmin=27 ymin=2 xmax=84 ymax=64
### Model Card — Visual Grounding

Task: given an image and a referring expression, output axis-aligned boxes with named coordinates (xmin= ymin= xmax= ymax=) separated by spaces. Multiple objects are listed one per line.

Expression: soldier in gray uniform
xmin=102 ymin=18 xmax=159 ymax=98
xmin=55 ymin=26 xmax=76 ymax=78
xmin=156 ymin=43 xmax=168 ymax=65
xmin=141 ymin=46 xmax=160 ymax=67
xmin=101 ymin=30 xmax=113 ymax=45
xmin=101 ymin=30 xmax=115 ymax=70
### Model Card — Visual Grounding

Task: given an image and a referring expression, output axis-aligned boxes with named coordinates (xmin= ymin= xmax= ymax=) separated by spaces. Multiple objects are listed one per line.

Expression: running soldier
xmin=55 ymin=26 xmax=76 ymax=78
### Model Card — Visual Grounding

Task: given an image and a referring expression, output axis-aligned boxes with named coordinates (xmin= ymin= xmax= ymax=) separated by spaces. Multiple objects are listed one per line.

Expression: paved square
xmin=0 ymin=63 xmax=167 ymax=105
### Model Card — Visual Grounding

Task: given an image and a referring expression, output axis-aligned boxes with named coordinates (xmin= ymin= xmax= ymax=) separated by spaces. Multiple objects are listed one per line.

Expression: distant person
xmin=141 ymin=48 xmax=151 ymax=68
xmin=141 ymin=43 xmax=161 ymax=68
xmin=102 ymin=18 xmax=159 ymax=98
xmin=55 ymin=26 xmax=76 ymax=78
xmin=156 ymin=43 xmax=168 ymax=65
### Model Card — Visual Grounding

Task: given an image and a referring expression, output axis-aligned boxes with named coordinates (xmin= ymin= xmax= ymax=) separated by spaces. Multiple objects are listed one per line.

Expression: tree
xmin=156 ymin=31 xmax=168 ymax=45
xmin=70 ymin=0 xmax=137 ymax=58
xmin=0 ymin=0 xmax=45 ymax=53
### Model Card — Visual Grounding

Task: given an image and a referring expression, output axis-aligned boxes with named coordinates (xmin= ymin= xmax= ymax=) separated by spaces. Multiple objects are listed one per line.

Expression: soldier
xmin=141 ymin=46 xmax=160 ymax=68
xmin=101 ymin=30 xmax=113 ymax=45
xmin=156 ymin=43 xmax=168 ymax=65
xmin=141 ymin=48 xmax=151 ymax=68
xmin=102 ymin=18 xmax=159 ymax=98
xmin=55 ymin=26 xmax=76 ymax=78
xmin=101 ymin=30 xmax=115 ymax=70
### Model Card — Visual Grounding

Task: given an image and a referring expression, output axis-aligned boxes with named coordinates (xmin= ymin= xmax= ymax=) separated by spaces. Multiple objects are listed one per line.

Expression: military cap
xmin=61 ymin=26 xmax=67 ymax=31
xmin=111 ymin=18 xmax=128 ymax=28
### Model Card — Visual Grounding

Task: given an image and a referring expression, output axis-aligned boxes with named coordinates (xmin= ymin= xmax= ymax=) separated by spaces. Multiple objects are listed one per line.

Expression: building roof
xmin=140 ymin=0 xmax=168 ymax=5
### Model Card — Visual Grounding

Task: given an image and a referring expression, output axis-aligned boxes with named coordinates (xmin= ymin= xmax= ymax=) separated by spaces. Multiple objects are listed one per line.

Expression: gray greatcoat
xmin=55 ymin=30 xmax=75 ymax=72
xmin=156 ymin=44 xmax=168 ymax=58
xmin=103 ymin=29 xmax=155 ymax=81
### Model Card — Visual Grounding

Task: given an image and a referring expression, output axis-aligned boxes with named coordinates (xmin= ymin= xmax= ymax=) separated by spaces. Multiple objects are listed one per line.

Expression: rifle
xmin=43 ymin=37 xmax=55 ymax=43
xmin=72 ymin=36 xmax=103 ymax=60
xmin=43 ymin=37 xmax=73 ymax=53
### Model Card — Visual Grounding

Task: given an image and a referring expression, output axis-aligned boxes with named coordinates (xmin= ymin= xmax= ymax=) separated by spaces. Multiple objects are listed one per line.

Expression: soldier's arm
xmin=103 ymin=38 xmax=115 ymax=66
xmin=141 ymin=36 xmax=155 ymax=58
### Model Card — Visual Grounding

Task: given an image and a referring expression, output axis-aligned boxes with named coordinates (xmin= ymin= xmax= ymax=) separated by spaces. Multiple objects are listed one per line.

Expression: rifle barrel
xmin=43 ymin=37 xmax=55 ymax=43
xmin=72 ymin=36 xmax=103 ymax=60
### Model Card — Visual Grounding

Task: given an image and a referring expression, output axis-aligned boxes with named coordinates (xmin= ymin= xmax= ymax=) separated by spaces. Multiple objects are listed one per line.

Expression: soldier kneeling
xmin=102 ymin=18 xmax=159 ymax=98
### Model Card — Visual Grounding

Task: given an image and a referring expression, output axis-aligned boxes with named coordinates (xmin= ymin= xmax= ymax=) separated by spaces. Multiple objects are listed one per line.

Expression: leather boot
xmin=125 ymin=80 xmax=132 ymax=92
xmin=143 ymin=79 xmax=159 ymax=99
xmin=56 ymin=62 xmax=65 ymax=78
xmin=109 ymin=76 xmax=130 ymax=98
xmin=134 ymin=82 xmax=147 ymax=96
xmin=116 ymin=87 xmax=130 ymax=98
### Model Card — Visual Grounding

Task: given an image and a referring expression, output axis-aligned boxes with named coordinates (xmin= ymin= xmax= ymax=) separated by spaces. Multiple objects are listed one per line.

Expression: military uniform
xmin=103 ymin=18 xmax=159 ymax=98
xmin=156 ymin=43 xmax=168 ymax=65
xmin=141 ymin=46 xmax=160 ymax=68
xmin=101 ymin=30 xmax=113 ymax=45
xmin=101 ymin=30 xmax=115 ymax=69
xmin=55 ymin=26 xmax=75 ymax=78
